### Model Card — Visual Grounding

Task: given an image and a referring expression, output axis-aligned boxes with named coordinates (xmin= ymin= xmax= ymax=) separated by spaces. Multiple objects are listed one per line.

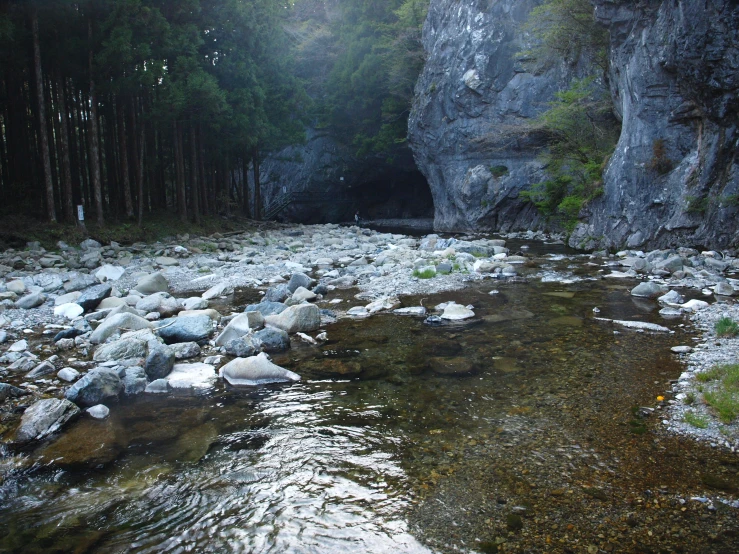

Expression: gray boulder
xmin=93 ymin=336 xmax=148 ymax=362
xmin=76 ymin=284 xmax=112 ymax=311
xmin=156 ymin=315 xmax=214 ymax=344
xmin=254 ymin=327 xmax=290 ymax=353
xmin=171 ymin=341 xmax=201 ymax=359
xmin=122 ymin=366 xmax=147 ymax=396
xmin=63 ymin=275 xmax=98 ymax=293
xmin=15 ymin=292 xmax=46 ymax=309
xmin=65 ymin=368 xmax=123 ymax=407
xmin=89 ymin=312 xmax=154 ymax=344
xmin=225 ymin=335 xmax=261 ymax=357
xmin=631 ymin=282 xmax=668 ymax=298
xmin=15 ymin=398 xmax=80 ymax=443
xmin=144 ymin=343 xmax=175 ymax=380
xmin=0 ymin=382 xmax=28 ymax=402
xmin=245 ymin=301 xmax=287 ymax=316
xmin=715 ymin=282 xmax=735 ymax=296
xmin=135 ymin=272 xmax=169 ymax=294
xmin=655 ymin=255 xmax=684 ymax=273
xmin=264 ymin=304 xmax=320 ymax=334
xmin=220 ymin=352 xmax=300 ymax=386
xmin=263 ymin=284 xmax=290 ymax=303
xmin=135 ymin=292 xmax=182 ymax=317
xmin=287 ymin=272 xmax=313 ymax=293
xmin=25 ymin=360 xmax=56 ymax=379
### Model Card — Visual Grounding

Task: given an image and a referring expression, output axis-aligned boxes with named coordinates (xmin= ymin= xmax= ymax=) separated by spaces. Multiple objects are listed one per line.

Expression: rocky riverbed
xmin=0 ymin=223 xmax=738 ymax=552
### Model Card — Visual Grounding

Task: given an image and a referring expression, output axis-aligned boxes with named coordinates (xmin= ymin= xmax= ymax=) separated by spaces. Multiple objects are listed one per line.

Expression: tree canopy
xmin=0 ymin=0 xmax=306 ymax=225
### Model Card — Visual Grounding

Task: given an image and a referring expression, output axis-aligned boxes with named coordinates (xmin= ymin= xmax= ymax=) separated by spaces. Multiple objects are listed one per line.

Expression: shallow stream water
xmin=1 ymin=247 xmax=738 ymax=553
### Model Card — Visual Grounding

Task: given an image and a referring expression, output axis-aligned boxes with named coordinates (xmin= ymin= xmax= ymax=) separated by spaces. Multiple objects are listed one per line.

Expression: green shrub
xmin=699 ymin=364 xmax=739 ymax=423
xmin=685 ymin=196 xmax=709 ymax=214
xmin=715 ymin=317 xmax=739 ymax=338
xmin=703 ymin=390 xmax=739 ymax=423
xmin=683 ymin=411 xmax=709 ymax=429
xmin=412 ymin=268 xmax=435 ymax=279
xmin=490 ymin=165 xmax=509 ymax=178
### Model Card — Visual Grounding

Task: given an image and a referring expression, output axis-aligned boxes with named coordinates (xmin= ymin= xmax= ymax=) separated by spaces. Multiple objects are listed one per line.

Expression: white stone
xmin=53 ymin=302 xmax=84 ymax=319
xmin=347 ymin=306 xmax=370 ymax=317
xmin=219 ymin=353 xmax=300 ymax=386
xmin=86 ymin=404 xmax=110 ymax=419
xmin=95 ymin=265 xmax=125 ymax=282
xmin=166 ymin=363 xmax=217 ymax=390
xmin=441 ymin=302 xmax=475 ymax=320
xmin=671 ymin=345 xmax=693 ymax=353
xmin=57 ymin=367 xmax=80 ymax=382
xmin=393 ymin=306 xmax=427 ymax=316
xmin=291 ymin=286 xmax=317 ymax=302
xmin=54 ymin=291 xmax=81 ymax=306
xmin=366 ymin=296 xmax=400 ymax=313
xmin=202 ymin=282 xmax=234 ymax=300
xmin=680 ymin=299 xmax=709 ymax=311
xmin=8 ymin=339 xmax=28 ymax=352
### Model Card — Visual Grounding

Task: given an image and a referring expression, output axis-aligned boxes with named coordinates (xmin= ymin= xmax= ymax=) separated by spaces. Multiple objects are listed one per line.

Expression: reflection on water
xmin=1 ymin=254 xmax=738 ymax=553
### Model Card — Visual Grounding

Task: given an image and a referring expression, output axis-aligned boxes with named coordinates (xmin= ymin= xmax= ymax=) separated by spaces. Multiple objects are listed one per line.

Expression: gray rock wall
xmin=570 ymin=0 xmax=739 ymax=250
xmin=408 ymin=0 xmax=586 ymax=233
xmin=410 ymin=0 xmax=739 ymax=250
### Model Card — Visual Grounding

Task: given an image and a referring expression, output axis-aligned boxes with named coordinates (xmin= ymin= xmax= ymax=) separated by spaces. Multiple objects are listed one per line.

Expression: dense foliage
xmin=0 ymin=0 xmax=428 ymax=226
xmin=0 ymin=0 xmax=305 ymax=225
xmin=520 ymin=78 xmax=619 ymax=231
xmin=289 ymin=0 xmax=427 ymax=159
xmin=518 ymin=0 xmax=619 ymax=231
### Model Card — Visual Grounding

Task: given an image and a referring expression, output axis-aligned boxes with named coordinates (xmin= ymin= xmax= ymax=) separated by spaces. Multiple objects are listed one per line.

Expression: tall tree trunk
xmin=252 ymin=145 xmax=261 ymax=220
xmin=88 ymin=16 xmax=104 ymax=225
xmin=117 ymin=97 xmax=134 ymax=218
xmin=189 ymin=124 xmax=200 ymax=224
xmin=131 ymin=97 xmax=145 ymax=227
xmin=174 ymin=121 xmax=186 ymax=222
xmin=56 ymin=74 xmax=75 ymax=223
xmin=241 ymin=155 xmax=250 ymax=217
xmin=31 ymin=7 xmax=56 ymax=222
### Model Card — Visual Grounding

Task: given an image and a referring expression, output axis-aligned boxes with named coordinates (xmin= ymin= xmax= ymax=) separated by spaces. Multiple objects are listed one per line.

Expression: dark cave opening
xmin=348 ymin=169 xmax=434 ymax=221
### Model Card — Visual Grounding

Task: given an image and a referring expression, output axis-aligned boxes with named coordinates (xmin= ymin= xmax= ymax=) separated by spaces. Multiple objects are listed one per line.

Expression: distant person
xmin=354 ymin=211 xmax=360 ymax=224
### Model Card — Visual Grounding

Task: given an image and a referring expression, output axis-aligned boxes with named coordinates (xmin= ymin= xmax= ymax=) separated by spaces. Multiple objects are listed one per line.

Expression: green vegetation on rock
xmin=516 ymin=0 xmax=620 ymax=233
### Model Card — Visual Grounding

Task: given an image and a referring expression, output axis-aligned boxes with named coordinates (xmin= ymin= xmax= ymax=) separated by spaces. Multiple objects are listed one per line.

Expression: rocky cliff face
xmin=410 ymin=0 xmax=739 ymax=250
xmin=570 ymin=0 xmax=739 ymax=250
xmin=253 ymin=130 xmax=430 ymax=223
xmin=408 ymin=0 xmax=586 ymax=233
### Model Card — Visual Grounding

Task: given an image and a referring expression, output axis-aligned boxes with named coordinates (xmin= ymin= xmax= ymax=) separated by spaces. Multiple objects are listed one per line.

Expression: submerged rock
xmin=220 ymin=353 xmax=300 ymax=386
xmin=15 ymin=398 xmax=80 ymax=443
xmin=166 ymin=363 xmax=217 ymax=391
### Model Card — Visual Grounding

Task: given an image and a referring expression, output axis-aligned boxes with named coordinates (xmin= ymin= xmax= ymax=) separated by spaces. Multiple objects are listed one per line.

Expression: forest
xmin=0 ymin=0 xmax=425 ymax=229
